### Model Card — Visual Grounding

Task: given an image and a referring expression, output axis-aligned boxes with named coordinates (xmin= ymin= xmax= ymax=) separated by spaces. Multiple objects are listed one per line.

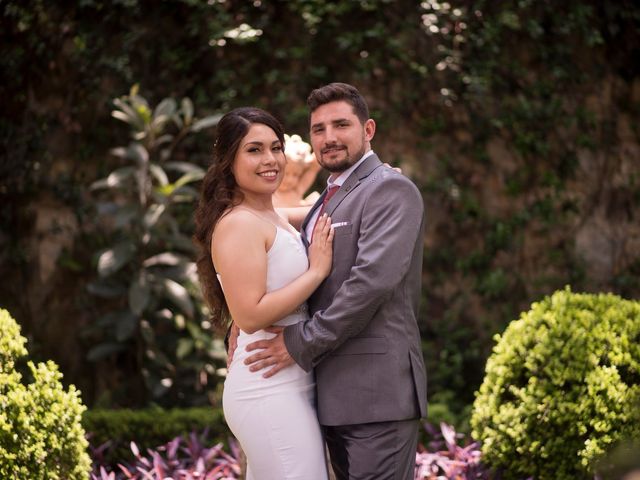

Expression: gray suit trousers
xmin=324 ymin=419 xmax=419 ymax=480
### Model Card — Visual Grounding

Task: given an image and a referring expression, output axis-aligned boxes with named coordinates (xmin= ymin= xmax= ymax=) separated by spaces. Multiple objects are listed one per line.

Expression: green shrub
xmin=471 ymin=288 xmax=640 ymax=480
xmin=83 ymin=406 xmax=229 ymax=466
xmin=0 ymin=308 xmax=91 ymax=479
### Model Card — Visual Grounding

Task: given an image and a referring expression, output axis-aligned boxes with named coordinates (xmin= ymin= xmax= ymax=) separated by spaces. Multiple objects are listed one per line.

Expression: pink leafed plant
xmin=90 ymin=431 xmax=241 ymax=480
xmin=414 ymin=422 xmax=489 ymax=480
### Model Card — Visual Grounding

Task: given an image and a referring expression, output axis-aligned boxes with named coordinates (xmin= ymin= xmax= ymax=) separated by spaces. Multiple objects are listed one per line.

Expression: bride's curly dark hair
xmin=194 ymin=107 xmax=285 ymax=329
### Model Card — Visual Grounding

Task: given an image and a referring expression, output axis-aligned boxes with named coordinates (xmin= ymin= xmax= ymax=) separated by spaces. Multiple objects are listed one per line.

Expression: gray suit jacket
xmin=283 ymin=154 xmax=427 ymax=426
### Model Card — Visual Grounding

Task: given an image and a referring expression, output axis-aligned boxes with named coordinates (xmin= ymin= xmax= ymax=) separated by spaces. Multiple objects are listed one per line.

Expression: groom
xmin=245 ymin=82 xmax=427 ymax=479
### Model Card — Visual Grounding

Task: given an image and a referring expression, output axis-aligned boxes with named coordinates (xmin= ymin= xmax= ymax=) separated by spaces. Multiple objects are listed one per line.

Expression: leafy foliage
xmin=83 ymin=407 xmax=228 ymax=468
xmin=415 ymin=422 xmax=488 ymax=479
xmin=471 ymin=288 xmax=640 ymax=479
xmin=90 ymin=430 xmax=240 ymax=480
xmin=85 ymin=86 xmax=225 ymax=406
xmin=87 ymin=418 xmax=487 ymax=480
xmin=0 ymin=308 xmax=91 ymax=479
xmin=1 ymin=0 xmax=639 ymax=415
xmin=416 ymin=0 xmax=640 ymax=417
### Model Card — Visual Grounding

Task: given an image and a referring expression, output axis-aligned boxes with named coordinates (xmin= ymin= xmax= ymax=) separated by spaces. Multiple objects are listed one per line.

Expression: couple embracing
xmin=194 ymin=83 xmax=426 ymax=479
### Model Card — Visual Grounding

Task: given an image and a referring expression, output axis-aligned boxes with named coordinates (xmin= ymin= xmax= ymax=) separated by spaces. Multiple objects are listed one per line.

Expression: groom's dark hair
xmin=307 ymin=82 xmax=370 ymax=124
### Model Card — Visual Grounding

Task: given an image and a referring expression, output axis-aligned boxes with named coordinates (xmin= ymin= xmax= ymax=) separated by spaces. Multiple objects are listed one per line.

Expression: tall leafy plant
xmin=87 ymin=85 xmax=224 ymax=406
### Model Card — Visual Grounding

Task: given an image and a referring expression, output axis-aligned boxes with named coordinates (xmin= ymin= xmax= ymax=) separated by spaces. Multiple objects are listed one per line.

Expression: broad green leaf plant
xmin=88 ymin=85 xmax=225 ymax=406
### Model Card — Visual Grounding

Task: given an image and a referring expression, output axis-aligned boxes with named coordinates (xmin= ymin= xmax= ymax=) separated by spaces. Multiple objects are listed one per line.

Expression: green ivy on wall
xmin=1 ymin=0 xmax=638 ymax=414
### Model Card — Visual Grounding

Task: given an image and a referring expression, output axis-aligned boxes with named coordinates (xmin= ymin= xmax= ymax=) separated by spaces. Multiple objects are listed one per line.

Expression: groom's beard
xmin=318 ymin=142 xmax=366 ymax=173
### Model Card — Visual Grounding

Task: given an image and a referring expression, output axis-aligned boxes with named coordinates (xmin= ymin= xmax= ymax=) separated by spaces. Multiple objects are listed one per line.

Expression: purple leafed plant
xmin=90 ymin=431 xmax=241 ymax=480
xmin=414 ymin=422 xmax=489 ymax=480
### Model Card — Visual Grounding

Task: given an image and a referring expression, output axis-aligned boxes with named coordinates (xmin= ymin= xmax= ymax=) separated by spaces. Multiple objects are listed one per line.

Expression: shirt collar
xmin=327 ymin=150 xmax=375 ymax=188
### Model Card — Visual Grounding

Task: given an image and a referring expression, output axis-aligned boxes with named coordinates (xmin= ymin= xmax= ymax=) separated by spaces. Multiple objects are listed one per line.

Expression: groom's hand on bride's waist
xmin=244 ymin=326 xmax=294 ymax=378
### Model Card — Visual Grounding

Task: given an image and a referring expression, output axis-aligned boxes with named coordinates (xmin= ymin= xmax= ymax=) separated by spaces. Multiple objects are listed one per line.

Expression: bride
xmin=193 ymin=107 xmax=334 ymax=479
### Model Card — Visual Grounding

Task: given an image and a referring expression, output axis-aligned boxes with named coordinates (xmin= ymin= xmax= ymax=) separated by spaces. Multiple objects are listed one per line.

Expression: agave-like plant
xmin=86 ymin=85 xmax=225 ymax=405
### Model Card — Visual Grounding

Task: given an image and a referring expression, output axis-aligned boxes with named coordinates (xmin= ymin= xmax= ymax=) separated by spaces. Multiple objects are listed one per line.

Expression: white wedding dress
xmin=222 ymin=226 xmax=328 ymax=480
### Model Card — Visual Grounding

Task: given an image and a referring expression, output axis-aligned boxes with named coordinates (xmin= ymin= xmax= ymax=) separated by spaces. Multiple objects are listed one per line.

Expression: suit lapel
xmin=300 ymin=153 xmax=383 ymax=246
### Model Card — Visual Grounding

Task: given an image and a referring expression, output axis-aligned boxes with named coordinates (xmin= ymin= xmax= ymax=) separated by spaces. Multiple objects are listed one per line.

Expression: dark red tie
xmin=311 ymin=185 xmax=339 ymax=241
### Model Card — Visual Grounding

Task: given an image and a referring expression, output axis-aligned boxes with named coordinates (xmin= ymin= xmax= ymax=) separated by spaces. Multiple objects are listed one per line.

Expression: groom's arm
xmin=245 ymin=173 xmax=424 ymax=376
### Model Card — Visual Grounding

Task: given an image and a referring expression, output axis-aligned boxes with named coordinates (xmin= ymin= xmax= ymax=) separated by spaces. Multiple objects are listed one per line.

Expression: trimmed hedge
xmin=0 ymin=309 xmax=91 ymax=479
xmin=83 ymin=406 xmax=229 ymax=466
xmin=471 ymin=288 xmax=640 ymax=479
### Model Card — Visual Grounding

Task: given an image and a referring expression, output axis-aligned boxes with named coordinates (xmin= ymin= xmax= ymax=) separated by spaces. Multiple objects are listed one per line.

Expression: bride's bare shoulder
xmin=215 ymin=208 xmax=262 ymax=236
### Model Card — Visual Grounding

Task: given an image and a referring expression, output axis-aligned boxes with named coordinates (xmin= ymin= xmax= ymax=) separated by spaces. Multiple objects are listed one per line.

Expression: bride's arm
xmin=276 ymin=206 xmax=313 ymax=230
xmin=212 ymin=211 xmax=333 ymax=334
